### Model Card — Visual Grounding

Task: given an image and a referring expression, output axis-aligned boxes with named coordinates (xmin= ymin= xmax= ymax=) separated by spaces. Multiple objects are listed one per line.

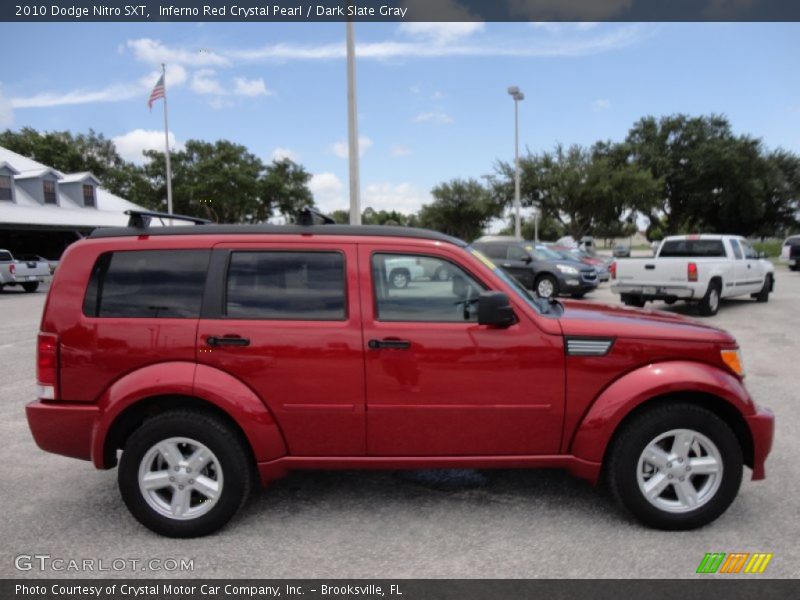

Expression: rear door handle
xmin=207 ymin=335 xmax=250 ymax=347
xmin=368 ymin=338 xmax=411 ymax=350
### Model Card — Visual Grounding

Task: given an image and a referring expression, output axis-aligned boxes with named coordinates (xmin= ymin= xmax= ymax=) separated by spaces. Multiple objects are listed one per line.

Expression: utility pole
xmin=508 ymin=86 xmax=524 ymax=239
xmin=346 ymin=18 xmax=361 ymax=225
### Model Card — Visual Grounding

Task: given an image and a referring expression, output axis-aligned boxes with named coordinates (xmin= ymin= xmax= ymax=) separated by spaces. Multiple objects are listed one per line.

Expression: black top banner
xmin=3 ymin=0 xmax=800 ymax=23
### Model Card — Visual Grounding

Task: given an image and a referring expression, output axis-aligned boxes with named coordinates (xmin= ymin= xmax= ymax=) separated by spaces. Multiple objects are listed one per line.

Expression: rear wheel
xmin=118 ymin=410 xmax=252 ymax=538
xmin=753 ymin=275 xmax=772 ymax=302
xmin=606 ymin=403 xmax=742 ymax=530
xmin=534 ymin=274 xmax=558 ymax=299
xmin=433 ymin=265 xmax=452 ymax=282
xmin=22 ymin=282 xmax=39 ymax=293
xmin=621 ymin=294 xmax=646 ymax=308
xmin=698 ymin=281 xmax=721 ymax=316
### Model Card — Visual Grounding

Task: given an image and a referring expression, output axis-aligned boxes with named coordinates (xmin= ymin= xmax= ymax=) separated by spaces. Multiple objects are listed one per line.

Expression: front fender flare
xmin=569 ymin=360 xmax=755 ymax=466
xmin=91 ymin=362 xmax=286 ymax=468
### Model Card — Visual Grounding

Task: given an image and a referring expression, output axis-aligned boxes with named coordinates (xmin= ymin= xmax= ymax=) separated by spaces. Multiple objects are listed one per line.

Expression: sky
xmin=0 ymin=21 xmax=799 ymax=223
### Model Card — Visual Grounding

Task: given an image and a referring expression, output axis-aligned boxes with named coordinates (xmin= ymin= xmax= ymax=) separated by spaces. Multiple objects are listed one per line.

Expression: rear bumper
xmin=26 ymin=400 xmax=98 ymax=462
xmin=611 ymin=283 xmax=695 ymax=301
xmin=5 ymin=274 xmax=51 ymax=285
xmin=746 ymin=407 xmax=775 ymax=480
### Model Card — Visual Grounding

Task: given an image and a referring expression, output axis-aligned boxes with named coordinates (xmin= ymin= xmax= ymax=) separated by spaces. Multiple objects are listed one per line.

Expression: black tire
xmin=606 ymin=402 xmax=743 ymax=530
xmin=664 ymin=298 xmax=677 ymax=306
xmin=790 ymin=264 xmax=800 ymax=272
xmin=118 ymin=410 xmax=253 ymax=538
xmin=389 ymin=268 xmax=410 ymax=289
xmin=534 ymin=274 xmax=558 ymax=299
xmin=753 ymin=275 xmax=771 ymax=302
xmin=433 ymin=265 xmax=452 ymax=282
xmin=22 ymin=282 xmax=39 ymax=293
xmin=621 ymin=294 xmax=646 ymax=308
xmin=698 ymin=280 xmax=721 ymax=317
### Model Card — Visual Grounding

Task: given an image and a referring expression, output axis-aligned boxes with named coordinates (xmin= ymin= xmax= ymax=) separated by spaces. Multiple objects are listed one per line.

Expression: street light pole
xmin=346 ymin=18 xmax=361 ymax=225
xmin=508 ymin=86 xmax=524 ymax=240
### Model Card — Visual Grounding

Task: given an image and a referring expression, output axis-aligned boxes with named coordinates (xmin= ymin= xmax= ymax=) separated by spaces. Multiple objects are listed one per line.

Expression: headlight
xmin=556 ymin=264 xmax=579 ymax=275
xmin=720 ymin=348 xmax=745 ymax=377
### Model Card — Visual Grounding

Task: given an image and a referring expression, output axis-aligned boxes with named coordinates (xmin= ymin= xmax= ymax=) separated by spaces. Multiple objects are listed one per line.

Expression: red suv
xmin=26 ymin=211 xmax=774 ymax=537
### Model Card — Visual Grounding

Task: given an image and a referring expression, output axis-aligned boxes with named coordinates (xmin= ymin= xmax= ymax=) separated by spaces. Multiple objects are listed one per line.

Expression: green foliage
xmin=418 ymin=178 xmax=504 ymax=241
xmin=752 ymin=240 xmax=783 ymax=258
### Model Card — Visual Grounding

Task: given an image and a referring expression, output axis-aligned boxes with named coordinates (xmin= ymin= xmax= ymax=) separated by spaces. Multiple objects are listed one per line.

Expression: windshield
xmin=468 ymin=247 xmax=559 ymax=316
xmin=530 ymin=245 xmax=563 ymax=261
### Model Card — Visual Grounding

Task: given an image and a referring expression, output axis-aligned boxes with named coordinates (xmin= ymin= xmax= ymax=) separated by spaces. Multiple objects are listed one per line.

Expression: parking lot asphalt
xmin=1 ymin=270 xmax=798 ymax=579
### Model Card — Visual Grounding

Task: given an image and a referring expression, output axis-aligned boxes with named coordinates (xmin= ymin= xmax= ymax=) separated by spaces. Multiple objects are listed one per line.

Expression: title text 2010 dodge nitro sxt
xmin=26 ymin=214 xmax=774 ymax=537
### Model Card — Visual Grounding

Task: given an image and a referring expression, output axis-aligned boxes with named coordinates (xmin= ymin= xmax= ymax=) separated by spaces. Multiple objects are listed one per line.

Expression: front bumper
xmin=26 ymin=400 xmax=98 ymax=462
xmin=558 ymin=273 xmax=599 ymax=294
xmin=746 ymin=406 xmax=774 ymax=480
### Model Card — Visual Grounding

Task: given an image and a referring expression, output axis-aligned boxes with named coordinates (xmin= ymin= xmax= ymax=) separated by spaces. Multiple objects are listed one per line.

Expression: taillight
xmin=37 ymin=332 xmax=59 ymax=400
xmin=688 ymin=262 xmax=698 ymax=282
xmin=9 ymin=263 xmax=15 ymax=275
xmin=610 ymin=261 xmax=617 ymax=280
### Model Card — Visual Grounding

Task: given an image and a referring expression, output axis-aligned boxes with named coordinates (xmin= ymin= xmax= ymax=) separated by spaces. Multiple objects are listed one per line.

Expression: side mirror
xmin=478 ymin=291 xmax=516 ymax=327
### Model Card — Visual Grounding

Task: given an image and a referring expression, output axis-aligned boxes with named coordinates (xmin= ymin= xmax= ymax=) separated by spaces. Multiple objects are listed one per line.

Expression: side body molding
xmin=570 ymin=361 xmax=756 ymax=465
xmin=91 ymin=362 xmax=286 ymax=468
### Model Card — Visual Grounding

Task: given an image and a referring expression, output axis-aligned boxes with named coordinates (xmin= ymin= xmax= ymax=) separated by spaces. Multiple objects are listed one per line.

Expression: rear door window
xmin=730 ymin=239 xmax=743 ymax=259
xmin=83 ymin=250 xmax=210 ymax=318
xmin=225 ymin=251 xmax=346 ymax=320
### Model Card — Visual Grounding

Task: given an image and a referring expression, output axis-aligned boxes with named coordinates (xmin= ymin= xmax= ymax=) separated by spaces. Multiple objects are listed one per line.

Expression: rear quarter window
xmin=659 ymin=240 xmax=726 ymax=258
xmin=83 ymin=249 xmax=210 ymax=318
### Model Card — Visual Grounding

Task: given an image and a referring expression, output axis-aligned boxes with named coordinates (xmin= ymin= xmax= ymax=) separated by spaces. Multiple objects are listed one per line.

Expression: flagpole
xmin=161 ymin=63 xmax=174 ymax=215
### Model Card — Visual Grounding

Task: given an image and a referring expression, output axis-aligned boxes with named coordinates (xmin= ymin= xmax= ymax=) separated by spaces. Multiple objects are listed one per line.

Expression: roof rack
xmin=296 ymin=206 xmax=335 ymax=226
xmin=124 ymin=210 xmax=212 ymax=228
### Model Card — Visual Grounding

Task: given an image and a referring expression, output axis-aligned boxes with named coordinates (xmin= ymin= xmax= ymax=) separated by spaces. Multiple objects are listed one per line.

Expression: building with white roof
xmin=0 ymin=145 xmax=153 ymax=258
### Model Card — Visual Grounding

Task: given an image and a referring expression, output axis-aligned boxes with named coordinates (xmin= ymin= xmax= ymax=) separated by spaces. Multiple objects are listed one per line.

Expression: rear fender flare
xmin=569 ymin=361 xmax=755 ymax=465
xmin=91 ymin=362 xmax=286 ymax=468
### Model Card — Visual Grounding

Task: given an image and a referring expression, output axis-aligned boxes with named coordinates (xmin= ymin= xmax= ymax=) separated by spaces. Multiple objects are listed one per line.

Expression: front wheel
xmin=534 ymin=274 xmax=558 ymax=299
xmin=606 ymin=403 xmax=742 ymax=530
xmin=753 ymin=275 xmax=772 ymax=302
xmin=118 ymin=410 xmax=253 ymax=537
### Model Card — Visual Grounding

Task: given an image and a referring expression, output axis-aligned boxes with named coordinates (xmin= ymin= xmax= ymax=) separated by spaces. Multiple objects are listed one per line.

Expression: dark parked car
xmin=613 ymin=244 xmax=631 ymax=258
xmin=472 ymin=239 xmax=598 ymax=298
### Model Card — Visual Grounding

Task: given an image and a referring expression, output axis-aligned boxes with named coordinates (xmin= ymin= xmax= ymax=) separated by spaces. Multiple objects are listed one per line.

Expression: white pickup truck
xmin=610 ymin=234 xmax=774 ymax=316
xmin=0 ymin=249 xmax=51 ymax=293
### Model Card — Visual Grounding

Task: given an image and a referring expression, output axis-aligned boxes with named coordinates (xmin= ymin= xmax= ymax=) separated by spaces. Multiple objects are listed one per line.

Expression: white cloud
xmin=309 ymin=172 xmax=345 ymax=213
xmin=270 ymin=147 xmax=298 ymax=162
xmin=112 ymin=129 xmax=184 ymax=164
xmin=233 ymin=77 xmax=272 ymax=97
xmin=330 ymin=136 xmax=373 ymax=159
xmin=190 ymin=69 xmax=224 ymax=95
xmin=391 ymin=144 xmax=412 ymax=157
xmin=413 ymin=111 xmax=453 ymax=125
xmin=592 ymin=99 xmax=612 ymax=111
xmin=363 ymin=182 xmax=431 ymax=214
xmin=140 ymin=64 xmax=188 ymax=90
xmin=0 ymin=85 xmax=14 ymax=126
xmin=126 ymin=38 xmax=229 ymax=67
xmin=10 ymin=83 xmax=142 ymax=108
xmin=398 ymin=22 xmax=485 ymax=45
xmin=431 ymin=90 xmax=446 ymax=100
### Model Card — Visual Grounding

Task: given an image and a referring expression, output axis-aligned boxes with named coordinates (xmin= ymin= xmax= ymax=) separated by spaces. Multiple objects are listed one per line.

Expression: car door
xmin=738 ymin=239 xmax=765 ymax=294
xmin=196 ymin=242 xmax=366 ymax=456
xmin=501 ymin=245 xmax=535 ymax=288
xmin=727 ymin=238 xmax=747 ymax=297
xmin=359 ymin=243 xmax=565 ymax=457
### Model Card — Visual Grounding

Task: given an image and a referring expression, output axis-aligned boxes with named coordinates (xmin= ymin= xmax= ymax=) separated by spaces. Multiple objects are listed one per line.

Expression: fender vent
xmin=566 ymin=337 xmax=614 ymax=356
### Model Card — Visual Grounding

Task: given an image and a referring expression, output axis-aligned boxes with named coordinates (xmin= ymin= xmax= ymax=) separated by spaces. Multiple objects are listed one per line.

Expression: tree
xmin=624 ymin=114 xmax=799 ymax=236
xmin=418 ymin=179 xmax=504 ymax=241
xmin=143 ymin=141 xmax=315 ymax=223
xmin=493 ymin=144 xmax=659 ymax=241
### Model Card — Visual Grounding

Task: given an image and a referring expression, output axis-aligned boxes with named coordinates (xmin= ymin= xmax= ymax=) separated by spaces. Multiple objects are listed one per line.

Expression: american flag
xmin=148 ymin=73 xmax=165 ymax=110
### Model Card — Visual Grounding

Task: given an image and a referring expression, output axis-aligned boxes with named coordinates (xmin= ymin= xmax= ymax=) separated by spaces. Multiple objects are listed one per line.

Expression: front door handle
xmin=368 ymin=338 xmax=411 ymax=350
xmin=207 ymin=335 xmax=250 ymax=347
